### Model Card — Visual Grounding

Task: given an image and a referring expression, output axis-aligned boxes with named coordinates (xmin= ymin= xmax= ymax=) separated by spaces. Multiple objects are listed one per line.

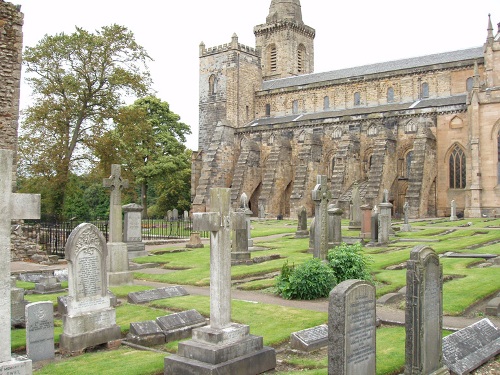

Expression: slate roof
xmin=247 ymin=95 xmax=467 ymax=127
xmin=261 ymin=47 xmax=483 ymax=91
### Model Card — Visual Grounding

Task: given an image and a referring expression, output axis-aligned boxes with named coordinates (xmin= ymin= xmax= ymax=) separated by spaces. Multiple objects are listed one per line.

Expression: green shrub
xmin=276 ymin=258 xmax=336 ymax=300
xmin=327 ymin=242 xmax=372 ymax=283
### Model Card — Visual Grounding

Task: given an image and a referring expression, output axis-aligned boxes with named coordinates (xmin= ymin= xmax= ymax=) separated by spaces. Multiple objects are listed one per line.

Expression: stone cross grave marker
xmin=312 ymin=175 xmax=331 ymax=260
xmin=404 ymin=245 xmax=449 ymax=375
xmin=0 ymin=149 xmax=40 ymax=373
xmin=165 ymin=188 xmax=276 ymax=373
xmin=329 ymin=279 xmax=377 ymax=375
xmin=59 ymin=223 xmax=121 ymax=353
xmin=103 ymin=164 xmax=129 ymax=242
xmin=25 ymin=301 xmax=54 ymax=363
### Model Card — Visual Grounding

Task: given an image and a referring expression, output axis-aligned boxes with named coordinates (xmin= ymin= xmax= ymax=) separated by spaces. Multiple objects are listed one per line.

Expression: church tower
xmin=254 ymin=0 xmax=315 ymax=80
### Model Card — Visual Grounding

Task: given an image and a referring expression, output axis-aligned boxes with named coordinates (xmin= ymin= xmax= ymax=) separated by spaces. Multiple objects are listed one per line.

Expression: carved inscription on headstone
xmin=25 ymin=302 xmax=54 ymax=363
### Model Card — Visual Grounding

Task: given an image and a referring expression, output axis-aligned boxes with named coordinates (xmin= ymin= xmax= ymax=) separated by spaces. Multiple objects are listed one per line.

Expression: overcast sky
xmin=14 ymin=0 xmax=499 ymax=150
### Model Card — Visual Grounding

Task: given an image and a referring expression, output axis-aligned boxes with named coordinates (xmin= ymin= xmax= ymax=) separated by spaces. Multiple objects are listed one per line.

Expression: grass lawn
xmin=12 ymin=218 xmax=500 ymax=374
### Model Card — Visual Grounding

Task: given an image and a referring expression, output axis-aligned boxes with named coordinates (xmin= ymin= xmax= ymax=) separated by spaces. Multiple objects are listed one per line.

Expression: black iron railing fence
xmin=21 ymin=218 xmax=208 ymax=258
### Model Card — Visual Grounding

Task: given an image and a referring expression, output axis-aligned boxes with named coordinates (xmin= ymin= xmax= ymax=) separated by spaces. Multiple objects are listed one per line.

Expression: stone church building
xmin=191 ymin=0 xmax=500 ymax=219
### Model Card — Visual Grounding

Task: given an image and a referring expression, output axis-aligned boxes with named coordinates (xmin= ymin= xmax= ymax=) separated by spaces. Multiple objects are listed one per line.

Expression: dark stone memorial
xmin=127 ymin=320 xmax=166 ymax=346
xmin=442 ymin=318 xmax=500 ymax=375
xmin=156 ymin=309 xmax=207 ymax=342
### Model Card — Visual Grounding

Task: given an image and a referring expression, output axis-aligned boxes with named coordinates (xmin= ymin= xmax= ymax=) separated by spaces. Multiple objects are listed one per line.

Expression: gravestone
xmin=164 ymin=188 xmax=276 ymax=374
xmin=186 ymin=232 xmax=204 ymax=248
xmin=290 ymin=324 xmax=328 ymax=352
xmin=183 ymin=210 xmax=189 ymax=220
xmin=348 ymin=182 xmax=361 ymax=229
xmin=450 ymin=200 xmax=458 ymax=221
xmin=156 ymin=309 xmax=207 ymax=342
xmin=33 ymin=275 xmax=64 ymax=294
xmin=308 ymin=217 xmax=315 ymax=253
xmin=166 ymin=210 xmax=173 ymax=221
xmin=360 ymin=204 xmax=372 ymax=239
xmin=378 ymin=190 xmax=393 ymax=244
xmin=103 ymin=164 xmax=133 ymax=286
xmin=172 ymin=209 xmax=179 ymax=221
xmin=370 ymin=206 xmax=379 ymax=244
xmin=442 ymin=318 xmax=500 ymax=375
xmin=122 ymin=203 xmax=147 ymax=259
xmin=59 ymin=223 xmax=121 ymax=354
xmin=401 ymin=201 xmax=412 ymax=232
xmin=328 ymin=204 xmax=343 ymax=247
xmin=1 ymin=149 xmax=40 ymax=374
xmin=232 ymin=201 xmax=250 ymax=263
xmin=127 ymin=286 xmax=189 ymax=304
xmin=25 ymin=301 xmax=54 ymax=363
xmin=258 ymin=202 xmax=265 ymax=219
xmin=127 ymin=320 xmax=165 ymax=346
xmin=295 ymin=206 xmax=309 ymax=238
xmin=329 ymin=279 xmax=376 ymax=375
xmin=11 ymin=276 xmax=28 ymax=327
xmin=240 ymin=193 xmax=254 ymax=247
xmin=404 ymin=245 xmax=449 ymax=375
xmin=312 ymin=175 xmax=332 ymax=260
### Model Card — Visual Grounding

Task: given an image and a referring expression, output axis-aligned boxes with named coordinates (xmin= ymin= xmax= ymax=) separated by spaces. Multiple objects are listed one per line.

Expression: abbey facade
xmin=192 ymin=0 xmax=500 ymax=219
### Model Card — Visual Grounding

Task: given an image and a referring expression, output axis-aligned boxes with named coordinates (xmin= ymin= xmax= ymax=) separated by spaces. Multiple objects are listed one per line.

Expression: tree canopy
xmin=19 ymin=24 xmax=153 ymax=219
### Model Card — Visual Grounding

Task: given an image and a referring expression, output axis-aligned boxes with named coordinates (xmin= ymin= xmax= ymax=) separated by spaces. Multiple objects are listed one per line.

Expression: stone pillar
xmin=404 ymin=245 xmax=449 ymax=375
xmin=360 ymin=204 xmax=372 ymax=239
xmin=329 ymin=279 xmax=376 ymax=375
xmin=328 ymin=204 xmax=343 ymax=247
xmin=348 ymin=182 xmax=361 ymax=230
xmin=378 ymin=191 xmax=393 ymax=244
xmin=370 ymin=206 xmax=379 ymax=245
xmin=312 ymin=175 xmax=331 ymax=260
xmin=123 ymin=203 xmax=147 ymax=259
xmin=449 ymin=200 xmax=458 ymax=221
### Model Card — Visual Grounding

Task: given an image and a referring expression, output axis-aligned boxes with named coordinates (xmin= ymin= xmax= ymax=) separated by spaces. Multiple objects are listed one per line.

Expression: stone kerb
xmin=404 ymin=245 xmax=449 ymax=375
xmin=329 ymin=279 xmax=376 ymax=375
xmin=59 ymin=223 xmax=121 ymax=354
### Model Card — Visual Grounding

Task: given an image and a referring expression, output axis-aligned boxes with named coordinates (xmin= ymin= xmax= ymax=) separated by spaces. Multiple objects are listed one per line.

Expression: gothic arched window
xmin=297 ymin=44 xmax=306 ymax=73
xmin=323 ymin=96 xmax=330 ymax=111
xmin=449 ymin=145 xmax=466 ymax=189
xmin=466 ymin=77 xmax=474 ymax=92
xmin=387 ymin=87 xmax=394 ymax=103
xmin=209 ymin=74 xmax=216 ymax=95
xmin=333 ymin=127 xmax=342 ymax=139
xmin=354 ymin=92 xmax=361 ymax=106
xmin=421 ymin=82 xmax=429 ymax=98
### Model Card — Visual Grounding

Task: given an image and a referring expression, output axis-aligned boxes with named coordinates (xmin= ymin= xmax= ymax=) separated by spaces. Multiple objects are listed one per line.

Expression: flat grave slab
xmin=442 ymin=252 xmax=497 ymax=259
xmin=442 ymin=318 xmax=500 ymax=375
xmin=156 ymin=309 xmax=207 ymax=342
xmin=127 ymin=320 xmax=165 ymax=346
xmin=290 ymin=324 xmax=328 ymax=352
xmin=127 ymin=286 xmax=189 ymax=304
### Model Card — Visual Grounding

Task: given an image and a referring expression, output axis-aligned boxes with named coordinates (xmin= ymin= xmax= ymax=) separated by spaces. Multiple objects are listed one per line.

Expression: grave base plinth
xmin=59 ymin=325 xmax=122 ymax=354
xmin=108 ymin=271 xmax=134 ymax=286
xmin=294 ymin=230 xmax=309 ymax=239
xmin=127 ymin=243 xmax=147 ymax=259
xmin=0 ymin=356 xmax=32 ymax=375
xmin=107 ymin=242 xmax=134 ymax=286
xmin=164 ymin=323 xmax=275 ymax=375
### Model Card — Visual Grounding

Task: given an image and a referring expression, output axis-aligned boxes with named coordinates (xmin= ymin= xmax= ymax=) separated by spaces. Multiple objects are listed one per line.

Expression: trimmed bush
xmin=327 ymin=242 xmax=372 ymax=283
xmin=276 ymin=258 xmax=336 ymax=300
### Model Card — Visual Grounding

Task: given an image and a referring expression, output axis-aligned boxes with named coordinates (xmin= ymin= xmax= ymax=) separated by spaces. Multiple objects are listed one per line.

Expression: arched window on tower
xmin=449 ymin=145 xmax=466 ymax=189
xmin=354 ymin=92 xmax=361 ymax=106
xmin=269 ymin=45 xmax=277 ymax=73
xmin=466 ymin=77 xmax=474 ymax=92
xmin=421 ymin=82 xmax=429 ymax=98
xmin=387 ymin=87 xmax=394 ymax=103
xmin=297 ymin=44 xmax=306 ymax=73
xmin=209 ymin=74 xmax=216 ymax=95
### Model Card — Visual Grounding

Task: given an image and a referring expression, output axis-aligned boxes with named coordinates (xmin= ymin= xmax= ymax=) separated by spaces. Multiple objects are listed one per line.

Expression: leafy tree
xmin=19 ymin=24 xmax=152 ymax=220
xmin=327 ymin=243 xmax=373 ymax=283
xmin=97 ymin=96 xmax=191 ymax=216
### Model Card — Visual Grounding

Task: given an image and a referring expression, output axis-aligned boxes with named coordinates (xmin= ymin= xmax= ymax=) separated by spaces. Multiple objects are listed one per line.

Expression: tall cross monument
xmin=0 ymin=149 xmax=40 ymax=373
xmin=312 ymin=175 xmax=332 ymax=260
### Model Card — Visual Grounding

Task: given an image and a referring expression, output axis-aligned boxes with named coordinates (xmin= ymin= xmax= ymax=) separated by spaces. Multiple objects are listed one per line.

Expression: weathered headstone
xmin=295 ymin=206 xmax=309 ymax=238
xmin=290 ymin=324 xmax=328 ymax=352
xmin=404 ymin=245 xmax=449 ymax=375
xmin=156 ymin=309 xmax=207 ymax=342
xmin=33 ymin=275 xmax=64 ymax=294
xmin=11 ymin=276 xmax=28 ymax=327
xmin=127 ymin=286 xmax=189 ymax=304
xmin=186 ymin=231 xmax=204 ymax=248
xmin=328 ymin=204 xmax=343 ymax=247
xmin=183 ymin=210 xmax=189 ymax=220
xmin=164 ymin=188 xmax=276 ymax=374
xmin=232 ymin=200 xmax=250 ymax=263
xmin=166 ymin=210 xmax=173 ymax=221
xmin=240 ymin=193 xmax=254 ymax=247
xmin=442 ymin=318 xmax=500 ymax=375
xmin=308 ymin=217 xmax=315 ymax=253
xmin=329 ymin=279 xmax=376 ymax=375
xmin=312 ymin=175 xmax=332 ymax=260
xmin=450 ymin=200 xmax=458 ymax=221
xmin=401 ymin=201 xmax=412 ymax=232
xmin=122 ymin=203 xmax=147 ymax=259
xmin=59 ymin=223 xmax=121 ymax=354
xmin=103 ymin=164 xmax=133 ymax=286
xmin=360 ymin=204 xmax=372 ymax=239
xmin=1 ymin=149 xmax=40 ymax=374
xmin=172 ymin=208 xmax=179 ymax=221
xmin=378 ymin=190 xmax=393 ymax=244
xmin=25 ymin=301 xmax=54 ymax=363
xmin=348 ymin=182 xmax=361 ymax=230
xmin=370 ymin=206 xmax=379 ymax=244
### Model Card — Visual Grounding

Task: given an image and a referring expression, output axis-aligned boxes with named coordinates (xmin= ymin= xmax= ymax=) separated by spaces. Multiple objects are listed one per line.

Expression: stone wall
xmin=0 ymin=0 xmax=23 ymax=190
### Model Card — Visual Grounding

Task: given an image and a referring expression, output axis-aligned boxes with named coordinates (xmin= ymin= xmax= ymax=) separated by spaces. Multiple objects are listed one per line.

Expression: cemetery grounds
xmin=13 ymin=217 xmax=500 ymax=374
